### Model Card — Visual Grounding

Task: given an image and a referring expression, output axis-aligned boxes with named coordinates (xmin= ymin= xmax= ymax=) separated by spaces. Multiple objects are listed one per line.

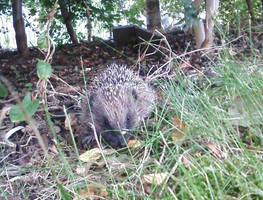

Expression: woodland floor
xmin=0 ymin=31 xmax=210 ymax=151
xmin=0 ymin=30 xmax=262 ymax=199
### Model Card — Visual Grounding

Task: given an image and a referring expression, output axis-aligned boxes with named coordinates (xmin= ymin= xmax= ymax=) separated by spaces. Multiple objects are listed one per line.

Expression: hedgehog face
xmin=89 ymin=88 xmax=139 ymax=148
xmin=95 ymin=108 xmax=137 ymax=147
xmin=81 ymin=64 xmax=156 ymax=149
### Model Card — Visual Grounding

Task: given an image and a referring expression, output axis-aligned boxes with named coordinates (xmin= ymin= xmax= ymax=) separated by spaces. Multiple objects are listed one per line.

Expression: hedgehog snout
xmin=100 ymin=130 xmax=134 ymax=148
xmin=116 ymin=131 xmax=134 ymax=147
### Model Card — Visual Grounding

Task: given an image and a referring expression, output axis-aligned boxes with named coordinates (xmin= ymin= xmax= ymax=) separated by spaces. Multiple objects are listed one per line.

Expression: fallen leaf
xmin=171 ymin=117 xmax=187 ymax=143
xmin=74 ymin=184 xmax=108 ymax=200
xmin=180 ymin=59 xmax=191 ymax=69
xmin=79 ymin=148 xmax=102 ymax=162
xmin=143 ymin=172 xmax=169 ymax=185
xmin=127 ymin=139 xmax=142 ymax=149
xmin=49 ymin=144 xmax=58 ymax=154
xmin=143 ymin=183 xmax=151 ymax=194
xmin=205 ymin=141 xmax=227 ymax=159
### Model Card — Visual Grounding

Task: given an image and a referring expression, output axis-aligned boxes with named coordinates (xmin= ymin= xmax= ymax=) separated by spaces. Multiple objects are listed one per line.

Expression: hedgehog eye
xmin=126 ymin=112 xmax=133 ymax=128
xmin=102 ymin=116 xmax=111 ymax=129
xmin=88 ymin=93 xmax=96 ymax=106
xmin=132 ymin=89 xmax=138 ymax=100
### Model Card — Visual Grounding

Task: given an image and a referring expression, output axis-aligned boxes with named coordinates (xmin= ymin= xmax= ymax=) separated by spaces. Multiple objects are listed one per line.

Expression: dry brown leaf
xmin=127 ymin=139 xmax=142 ymax=149
xmin=205 ymin=141 xmax=227 ymax=159
xmin=171 ymin=117 xmax=187 ymax=143
xmin=180 ymin=59 xmax=191 ymax=69
xmin=143 ymin=172 xmax=169 ymax=185
xmin=74 ymin=184 xmax=107 ymax=200
xmin=143 ymin=183 xmax=151 ymax=194
xmin=79 ymin=148 xmax=102 ymax=162
xmin=49 ymin=144 xmax=58 ymax=154
xmin=76 ymin=163 xmax=92 ymax=176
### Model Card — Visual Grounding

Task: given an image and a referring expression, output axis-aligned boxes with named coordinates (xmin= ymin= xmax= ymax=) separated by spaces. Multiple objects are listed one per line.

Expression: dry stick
xmin=91 ymin=123 xmax=110 ymax=170
xmin=47 ymin=78 xmax=80 ymax=103
xmin=145 ymin=33 xmax=244 ymax=81
xmin=155 ymin=29 xmax=172 ymax=60
xmin=146 ymin=59 xmax=172 ymax=81
xmin=0 ymin=97 xmax=17 ymax=104
xmin=135 ymin=31 xmax=172 ymax=81
xmin=178 ymin=34 xmax=244 ymax=58
xmin=136 ymin=30 xmax=174 ymax=81
xmin=45 ymin=0 xmax=58 ymax=63
xmin=168 ymin=186 xmax=178 ymax=200
xmin=135 ymin=32 xmax=156 ymax=66
xmin=167 ymin=35 xmax=245 ymax=79
xmin=36 ymin=1 xmax=58 ymax=104
xmin=51 ymin=74 xmax=83 ymax=97
xmin=158 ymin=130 xmax=181 ymax=195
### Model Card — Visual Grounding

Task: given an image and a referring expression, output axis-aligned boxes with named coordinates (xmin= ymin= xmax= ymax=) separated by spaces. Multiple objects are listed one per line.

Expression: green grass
xmin=147 ymin=50 xmax=263 ymax=199
xmin=1 ymin=47 xmax=263 ymax=199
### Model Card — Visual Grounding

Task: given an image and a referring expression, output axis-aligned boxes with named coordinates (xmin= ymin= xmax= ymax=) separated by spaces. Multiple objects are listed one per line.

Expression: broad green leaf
xmin=37 ymin=32 xmax=48 ymax=49
xmin=37 ymin=59 xmax=52 ymax=80
xmin=0 ymin=82 xmax=8 ymax=98
xmin=9 ymin=104 xmax=23 ymax=122
xmin=9 ymin=93 xmax=39 ymax=122
xmin=22 ymin=92 xmax=31 ymax=105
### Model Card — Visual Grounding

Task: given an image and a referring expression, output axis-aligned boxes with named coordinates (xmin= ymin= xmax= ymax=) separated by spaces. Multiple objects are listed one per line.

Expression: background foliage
xmin=0 ymin=0 xmax=262 ymax=45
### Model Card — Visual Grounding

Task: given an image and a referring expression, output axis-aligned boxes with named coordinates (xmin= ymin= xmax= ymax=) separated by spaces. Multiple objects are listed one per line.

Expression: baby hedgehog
xmin=80 ymin=63 xmax=156 ymax=148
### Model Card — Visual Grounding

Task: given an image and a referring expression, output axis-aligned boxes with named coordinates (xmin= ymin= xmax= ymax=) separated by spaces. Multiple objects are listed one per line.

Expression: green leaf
xmin=37 ymin=32 xmax=48 ymax=49
xmin=0 ymin=82 xmax=8 ymax=98
xmin=37 ymin=59 xmax=52 ymax=80
xmin=57 ymin=182 xmax=71 ymax=200
xmin=9 ymin=93 xmax=40 ymax=122
xmin=22 ymin=92 xmax=31 ymax=105
xmin=25 ymin=83 xmax=33 ymax=88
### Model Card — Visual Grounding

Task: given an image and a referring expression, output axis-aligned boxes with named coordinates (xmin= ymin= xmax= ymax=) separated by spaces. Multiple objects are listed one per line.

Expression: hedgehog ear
xmin=132 ymin=89 xmax=138 ymax=100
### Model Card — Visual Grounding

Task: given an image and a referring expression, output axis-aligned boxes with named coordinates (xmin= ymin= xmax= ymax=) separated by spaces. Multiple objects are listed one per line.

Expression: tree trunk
xmin=85 ymin=0 xmax=92 ymax=42
xmin=193 ymin=0 xmax=205 ymax=48
xmin=193 ymin=20 xmax=205 ymax=48
xmin=58 ymin=0 xmax=78 ymax=44
xmin=261 ymin=0 xmax=263 ymax=21
xmin=245 ymin=0 xmax=255 ymax=24
xmin=145 ymin=0 xmax=162 ymax=32
xmin=11 ymin=0 xmax=28 ymax=57
xmin=201 ymin=0 xmax=219 ymax=49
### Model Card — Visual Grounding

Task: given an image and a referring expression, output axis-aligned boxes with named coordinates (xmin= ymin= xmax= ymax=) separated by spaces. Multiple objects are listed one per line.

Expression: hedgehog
xmin=80 ymin=63 xmax=156 ymax=148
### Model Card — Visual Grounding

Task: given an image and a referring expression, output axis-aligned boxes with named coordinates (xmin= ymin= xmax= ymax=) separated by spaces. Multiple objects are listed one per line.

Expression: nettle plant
xmin=8 ymin=58 xmax=52 ymax=122
xmin=1 ymin=31 xmax=53 ymax=123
